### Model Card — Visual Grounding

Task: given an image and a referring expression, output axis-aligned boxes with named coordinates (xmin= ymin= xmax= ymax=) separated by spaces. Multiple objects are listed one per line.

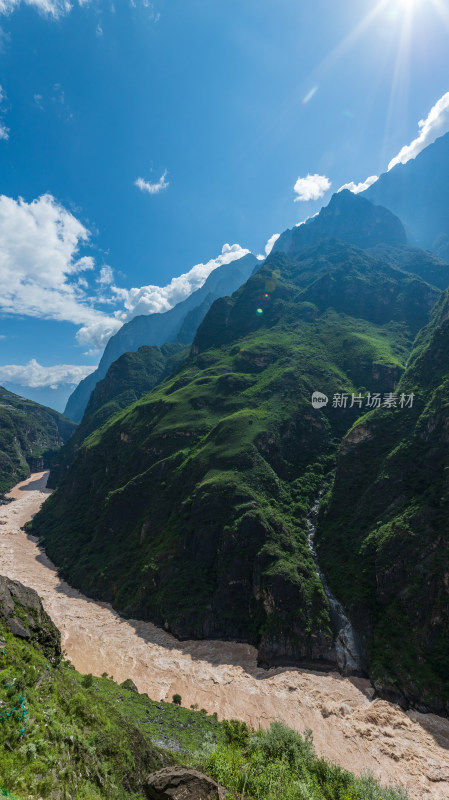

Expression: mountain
xmin=315 ymin=290 xmax=449 ymax=714
xmin=31 ymin=239 xmax=440 ymax=673
xmin=0 ymin=387 xmax=76 ymax=493
xmin=49 ymin=342 xmax=187 ymax=488
xmin=364 ymin=132 xmax=449 ymax=260
xmin=64 ymin=253 xmax=258 ymax=423
xmin=273 ymin=189 xmax=407 ymax=254
xmin=367 ymin=244 xmax=449 ymax=290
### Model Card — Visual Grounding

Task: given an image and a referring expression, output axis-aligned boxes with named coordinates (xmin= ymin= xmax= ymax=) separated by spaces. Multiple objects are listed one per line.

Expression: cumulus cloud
xmin=388 ymin=92 xmax=449 ymax=171
xmin=135 ymin=170 xmax=169 ymax=195
xmin=0 ymin=192 xmax=252 ymax=354
xmin=338 ymin=175 xmax=378 ymax=194
xmin=264 ymin=233 xmax=280 ymax=256
xmin=112 ymin=243 xmax=250 ymax=319
xmin=0 ymin=0 xmax=73 ymax=17
xmin=0 ymin=193 xmax=121 ymax=348
xmin=0 ymin=359 xmax=96 ymax=388
xmin=294 ymin=173 xmax=331 ymax=202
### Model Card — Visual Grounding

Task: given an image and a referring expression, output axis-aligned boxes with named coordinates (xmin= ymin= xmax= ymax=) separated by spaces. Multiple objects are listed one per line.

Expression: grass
xmin=0 ymin=615 xmax=408 ymax=800
xmin=31 ymin=241 xmax=443 ymax=689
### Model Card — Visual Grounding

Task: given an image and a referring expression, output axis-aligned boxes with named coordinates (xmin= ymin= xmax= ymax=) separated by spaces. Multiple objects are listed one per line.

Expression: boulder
xmin=0 ymin=574 xmax=61 ymax=664
xmin=145 ymin=767 xmax=226 ymax=800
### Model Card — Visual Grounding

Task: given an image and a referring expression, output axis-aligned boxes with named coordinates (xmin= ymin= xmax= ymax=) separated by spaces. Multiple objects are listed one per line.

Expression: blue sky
xmin=1 ymin=0 xmax=449 ymax=410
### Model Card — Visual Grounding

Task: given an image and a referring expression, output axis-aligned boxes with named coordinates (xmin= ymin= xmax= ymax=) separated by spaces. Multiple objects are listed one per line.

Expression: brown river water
xmin=1 ymin=471 xmax=449 ymax=799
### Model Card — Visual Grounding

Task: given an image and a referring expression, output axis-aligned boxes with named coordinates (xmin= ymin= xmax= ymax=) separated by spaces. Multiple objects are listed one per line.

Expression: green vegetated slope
xmin=31 ymin=240 xmax=439 ymax=670
xmin=48 ymin=342 xmax=187 ymax=488
xmin=0 ymin=387 xmax=76 ymax=494
xmin=0 ymin=574 xmax=407 ymax=800
xmin=316 ymin=289 xmax=449 ymax=713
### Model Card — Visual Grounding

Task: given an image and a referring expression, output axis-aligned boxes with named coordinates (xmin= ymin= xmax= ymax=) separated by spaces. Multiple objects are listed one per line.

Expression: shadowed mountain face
xmin=64 ymin=253 xmax=258 ymax=423
xmin=364 ymin=132 xmax=449 ymax=260
xmin=273 ymin=189 xmax=407 ymax=255
xmin=316 ymin=290 xmax=449 ymax=715
xmin=0 ymin=387 xmax=76 ymax=493
xmin=31 ymin=239 xmax=440 ymax=675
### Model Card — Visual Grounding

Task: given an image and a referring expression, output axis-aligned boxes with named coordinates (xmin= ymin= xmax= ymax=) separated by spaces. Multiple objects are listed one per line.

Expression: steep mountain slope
xmin=49 ymin=342 xmax=187 ymax=487
xmin=364 ymin=131 xmax=449 ymax=259
xmin=31 ymin=240 xmax=440 ymax=672
xmin=367 ymin=244 xmax=449 ymax=290
xmin=315 ymin=290 xmax=449 ymax=713
xmin=65 ymin=252 xmax=258 ymax=423
xmin=273 ymin=189 xmax=407 ymax=255
xmin=0 ymin=387 xmax=76 ymax=493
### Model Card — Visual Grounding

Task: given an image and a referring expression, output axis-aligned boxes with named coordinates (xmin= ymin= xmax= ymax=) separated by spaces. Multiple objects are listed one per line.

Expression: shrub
xmin=82 ymin=673 xmax=94 ymax=688
xmin=172 ymin=693 xmax=182 ymax=705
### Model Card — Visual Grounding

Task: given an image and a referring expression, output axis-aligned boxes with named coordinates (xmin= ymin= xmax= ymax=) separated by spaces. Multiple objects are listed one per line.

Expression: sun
xmin=396 ymin=0 xmax=421 ymax=10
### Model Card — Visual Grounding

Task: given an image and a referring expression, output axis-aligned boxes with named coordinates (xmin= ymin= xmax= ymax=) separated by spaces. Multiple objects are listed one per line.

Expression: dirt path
xmin=1 ymin=471 xmax=449 ymax=799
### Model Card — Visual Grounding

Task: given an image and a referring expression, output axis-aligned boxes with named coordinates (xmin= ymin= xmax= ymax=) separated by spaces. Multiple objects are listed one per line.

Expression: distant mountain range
xmin=0 ymin=386 xmax=75 ymax=493
xmin=65 ymin=252 xmax=258 ymax=423
xmin=364 ymin=131 xmax=449 ymax=260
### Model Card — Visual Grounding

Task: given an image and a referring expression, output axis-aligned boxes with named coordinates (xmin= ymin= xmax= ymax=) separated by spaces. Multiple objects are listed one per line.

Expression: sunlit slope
xmin=48 ymin=342 xmax=187 ymax=488
xmin=32 ymin=241 xmax=439 ymax=668
xmin=316 ymin=289 xmax=449 ymax=712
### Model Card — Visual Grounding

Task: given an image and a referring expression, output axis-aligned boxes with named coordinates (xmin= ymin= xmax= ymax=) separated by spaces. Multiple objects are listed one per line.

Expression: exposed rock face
xmin=0 ymin=574 xmax=61 ymax=664
xmin=274 ymin=190 xmax=407 ymax=255
xmin=145 ymin=767 xmax=226 ymax=800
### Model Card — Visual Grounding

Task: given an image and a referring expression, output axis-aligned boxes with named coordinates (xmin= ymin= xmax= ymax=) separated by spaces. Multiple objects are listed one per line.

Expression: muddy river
xmin=1 ymin=472 xmax=448 ymax=799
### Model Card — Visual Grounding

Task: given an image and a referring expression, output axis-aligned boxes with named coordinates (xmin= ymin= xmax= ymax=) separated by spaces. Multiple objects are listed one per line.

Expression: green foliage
xmin=317 ymin=290 xmax=449 ymax=707
xmin=31 ymin=240 xmax=441 ymax=667
xmin=172 ymin=693 xmax=182 ymax=705
xmin=222 ymin=718 xmax=250 ymax=748
xmin=188 ymin=722 xmax=407 ymax=800
xmin=0 ymin=612 xmax=407 ymax=800
xmin=0 ymin=386 xmax=76 ymax=493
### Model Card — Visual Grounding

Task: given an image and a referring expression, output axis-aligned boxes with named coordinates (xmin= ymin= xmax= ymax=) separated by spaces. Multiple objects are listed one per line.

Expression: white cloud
xmin=0 ymin=0 xmax=74 ymax=17
xmin=135 ymin=170 xmax=169 ymax=195
xmin=0 ymin=83 xmax=8 ymax=140
xmin=97 ymin=265 xmax=114 ymax=285
xmin=0 ymin=192 xmax=252 ymax=353
xmin=112 ymin=243 xmax=250 ymax=319
xmin=0 ymin=359 xmax=96 ymax=388
xmin=338 ymin=175 xmax=378 ymax=194
xmin=264 ymin=233 xmax=280 ymax=256
xmin=95 ymin=23 xmax=103 ymax=36
xmin=388 ymin=92 xmax=449 ymax=171
xmin=33 ymin=93 xmax=44 ymax=110
xmin=0 ymin=193 xmax=121 ymax=348
xmin=293 ymin=173 xmax=331 ymax=202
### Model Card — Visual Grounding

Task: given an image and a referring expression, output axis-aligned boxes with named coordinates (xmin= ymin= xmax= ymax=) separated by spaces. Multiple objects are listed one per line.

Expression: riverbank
xmin=1 ymin=471 xmax=448 ymax=799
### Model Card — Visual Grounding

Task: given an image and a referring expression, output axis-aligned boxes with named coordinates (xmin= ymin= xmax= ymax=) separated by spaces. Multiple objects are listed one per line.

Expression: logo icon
xmin=311 ymin=391 xmax=328 ymax=409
